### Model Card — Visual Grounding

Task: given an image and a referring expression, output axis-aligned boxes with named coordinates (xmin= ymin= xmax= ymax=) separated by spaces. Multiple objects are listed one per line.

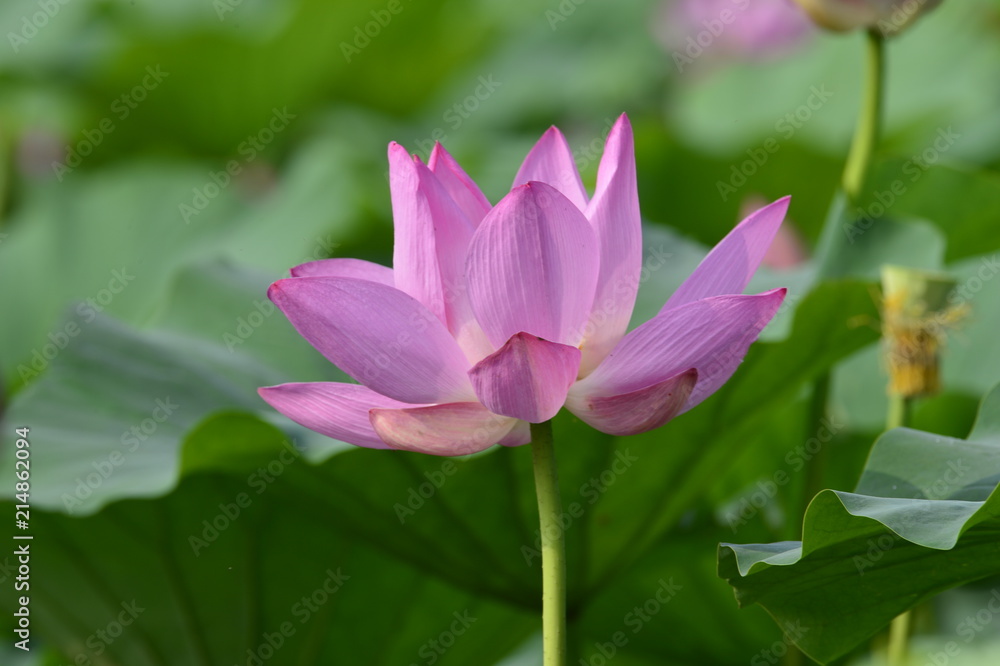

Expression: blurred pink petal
xmin=761 ymin=223 xmax=809 ymax=270
xmin=658 ymin=0 xmax=814 ymax=64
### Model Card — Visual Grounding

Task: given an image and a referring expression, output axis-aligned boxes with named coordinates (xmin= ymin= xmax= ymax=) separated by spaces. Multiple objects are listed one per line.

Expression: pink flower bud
xmin=793 ymin=0 xmax=942 ymax=34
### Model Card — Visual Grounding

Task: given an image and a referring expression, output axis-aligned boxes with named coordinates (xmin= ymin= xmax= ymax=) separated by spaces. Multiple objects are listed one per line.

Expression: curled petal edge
xmin=370 ymin=402 xmax=518 ymax=456
xmin=567 ymin=368 xmax=698 ymax=436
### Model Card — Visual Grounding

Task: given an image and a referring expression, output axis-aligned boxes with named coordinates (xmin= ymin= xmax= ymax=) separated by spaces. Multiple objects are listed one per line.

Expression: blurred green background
xmin=2 ymin=0 xmax=1000 ymax=664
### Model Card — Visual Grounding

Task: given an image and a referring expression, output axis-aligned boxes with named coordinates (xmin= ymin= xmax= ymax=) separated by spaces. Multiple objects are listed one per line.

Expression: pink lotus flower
xmin=259 ymin=115 xmax=788 ymax=456
xmin=658 ymin=0 xmax=814 ymax=64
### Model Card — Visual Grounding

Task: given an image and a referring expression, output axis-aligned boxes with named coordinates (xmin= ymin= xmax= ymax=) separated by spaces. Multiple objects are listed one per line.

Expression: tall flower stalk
xmin=842 ymin=28 xmax=885 ymax=202
xmin=530 ymin=421 xmax=566 ymax=665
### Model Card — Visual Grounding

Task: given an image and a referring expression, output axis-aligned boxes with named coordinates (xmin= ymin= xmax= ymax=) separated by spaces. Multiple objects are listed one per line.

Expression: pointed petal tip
xmin=513 ymin=126 xmax=588 ymax=209
xmin=505 ymin=180 xmax=545 ymax=203
xmin=748 ymin=286 xmax=789 ymax=311
xmin=256 ymin=383 xmax=293 ymax=407
xmin=266 ymin=279 xmax=287 ymax=301
xmin=609 ymin=113 xmax=633 ymax=137
xmin=749 ymin=194 xmax=790 ymax=220
xmin=389 ymin=141 xmax=420 ymax=167
xmin=747 ymin=196 xmax=791 ymax=225
xmin=659 ymin=196 xmax=791 ymax=312
xmin=427 ymin=141 xmax=446 ymax=166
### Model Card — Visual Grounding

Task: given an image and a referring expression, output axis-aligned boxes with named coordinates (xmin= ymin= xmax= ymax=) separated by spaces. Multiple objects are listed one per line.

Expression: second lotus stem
xmin=842 ymin=28 xmax=886 ymax=203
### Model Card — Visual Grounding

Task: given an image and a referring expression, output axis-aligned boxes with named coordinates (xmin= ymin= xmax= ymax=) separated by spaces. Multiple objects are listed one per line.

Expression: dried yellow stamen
xmin=880 ymin=265 xmax=965 ymax=399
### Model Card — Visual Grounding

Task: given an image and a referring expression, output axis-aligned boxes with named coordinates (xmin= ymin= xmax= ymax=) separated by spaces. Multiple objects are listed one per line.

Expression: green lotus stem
xmin=887 ymin=608 xmax=912 ymax=666
xmin=842 ymin=28 xmax=885 ymax=203
xmin=886 ymin=393 xmax=912 ymax=665
xmin=530 ymin=420 xmax=567 ymax=666
xmin=886 ymin=394 xmax=911 ymax=431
